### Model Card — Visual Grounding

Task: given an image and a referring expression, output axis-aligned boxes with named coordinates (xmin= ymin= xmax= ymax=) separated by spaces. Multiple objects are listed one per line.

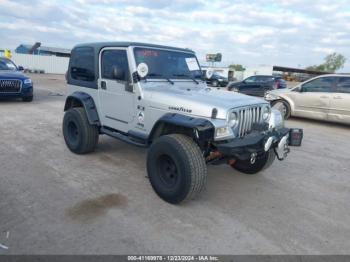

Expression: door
xmin=291 ymin=76 xmax=335 ymax=120
xmin=239 ymin=76 xmax=262 ymax=96
xmin=98 ymin=48 xmax=135 ymax=131
xmin=328 ymin=77 xmax=350 ymax=124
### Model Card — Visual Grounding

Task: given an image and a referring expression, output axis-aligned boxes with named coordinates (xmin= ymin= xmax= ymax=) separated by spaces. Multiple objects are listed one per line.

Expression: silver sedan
xmin=265 ymin=74 xmax=350 ymax=124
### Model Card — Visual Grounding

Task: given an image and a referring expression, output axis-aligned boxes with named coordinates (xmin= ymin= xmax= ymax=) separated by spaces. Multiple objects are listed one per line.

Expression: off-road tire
xmin=63 ymin=107 xmax=99 ymax=154
xmin=22 ymin=96 xmax=33 ymax=102
xmin=147 ymin=134 xmax=207 ymax=204
xmin=272 ymin=100 xmax=291 ymax=119
xmin=233 ymin=149 xmax=276 ymax=175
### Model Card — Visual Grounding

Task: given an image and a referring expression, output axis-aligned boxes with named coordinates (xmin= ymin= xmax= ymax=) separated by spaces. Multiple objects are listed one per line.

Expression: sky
xmin=0 ymin=0 xmax=350 ymax=71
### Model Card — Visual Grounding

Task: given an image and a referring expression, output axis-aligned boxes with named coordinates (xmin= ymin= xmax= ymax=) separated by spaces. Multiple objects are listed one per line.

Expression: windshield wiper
xmin=172 ymin=74 xmax=199 ymax=84
xmin=147 ymin=73 xmax=174 ymax=85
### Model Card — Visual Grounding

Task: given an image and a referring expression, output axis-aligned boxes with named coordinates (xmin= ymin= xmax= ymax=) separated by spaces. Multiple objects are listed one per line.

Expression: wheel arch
xmin=275 ymin=96 xmax=294 ymax=114
xmin=148 ymin=113 xmax=214 ymax=146
xmin=64 ymin=91 xmax=100 ymax=126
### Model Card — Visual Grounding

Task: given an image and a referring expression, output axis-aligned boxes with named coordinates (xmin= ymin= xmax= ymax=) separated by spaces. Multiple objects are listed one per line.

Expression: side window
xmin=256 ymin=76 xmax=273 ymax=82
xmin=245 ymin=76 xmax=256 ymax=83
xmin=302 ymin=77 xmax=335 ymax=92
xmin=70 ymin=47 xmax=95 ymax=82
xmin=101 ymin=50 xmax=129 ymax=81
xmin=336 ymin=77 xmax=350 ymax=94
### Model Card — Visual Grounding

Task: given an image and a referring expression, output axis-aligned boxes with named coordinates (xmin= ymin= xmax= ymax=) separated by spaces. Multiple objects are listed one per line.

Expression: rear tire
xmin=212 ymin=80 xmax=219 ymax=87
xmin=272 ymin=100 xmax=291 ymax=119
xmin=147 ymin=134 xmax=207 ymax=204
xmin=62 ymin=107 xmax=99 ymax=154
xmin=233 ymin=150 xmax=275 ymax=175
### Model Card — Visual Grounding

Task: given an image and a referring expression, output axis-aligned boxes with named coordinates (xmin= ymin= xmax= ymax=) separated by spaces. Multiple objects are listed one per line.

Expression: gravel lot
xmin=0 ymin=74 xmax=349 ymax=255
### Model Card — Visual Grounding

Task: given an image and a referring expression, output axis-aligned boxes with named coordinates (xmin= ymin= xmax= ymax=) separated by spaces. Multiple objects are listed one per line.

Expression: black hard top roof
xmin=73 ymin=42 xmax=194 ymax=53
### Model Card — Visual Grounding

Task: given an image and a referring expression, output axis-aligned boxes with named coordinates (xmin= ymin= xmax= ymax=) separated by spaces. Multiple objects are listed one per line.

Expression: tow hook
xmin=274 ymin=134 xmax=290 ymax=160
xmin=250 ymin=152 xmax=257 ymax=164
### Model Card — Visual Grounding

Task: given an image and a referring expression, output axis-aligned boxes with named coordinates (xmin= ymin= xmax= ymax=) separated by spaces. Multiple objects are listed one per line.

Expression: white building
xmin=243 ymin=65 xmax=273 ymax=79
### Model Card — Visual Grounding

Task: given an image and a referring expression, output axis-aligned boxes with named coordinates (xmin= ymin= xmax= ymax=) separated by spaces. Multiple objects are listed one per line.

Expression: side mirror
xmin=18 ymin=66 xmax=24 ymax=71
xmin=112 ymin=66 xmax=125 ymax=80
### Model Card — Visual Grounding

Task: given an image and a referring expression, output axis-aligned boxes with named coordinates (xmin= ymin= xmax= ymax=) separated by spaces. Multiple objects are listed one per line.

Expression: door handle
xmin=320 ymin=96 xmax=328 ymax=99
xmin=101 ymin=81 xmax=107 ymax=90
xmin=333 ymin=96 xmax=342 ymax=99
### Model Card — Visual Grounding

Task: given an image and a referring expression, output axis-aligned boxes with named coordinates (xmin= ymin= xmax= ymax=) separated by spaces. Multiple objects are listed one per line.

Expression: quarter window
xmin=256 ymin=76 xmax=273 ymax=82
xmin=101 ymin=50 xmax=129 ymax=81
xmin=336 ymin=77 xmax=350 ymax=93
xmin=70 ymin=47 xmax=95 ymax=82
xmin=302 ymin=77 xmax=335 ymax=92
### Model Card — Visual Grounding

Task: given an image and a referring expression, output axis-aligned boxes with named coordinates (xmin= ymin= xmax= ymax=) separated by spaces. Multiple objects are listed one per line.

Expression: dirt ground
xmin=0 ymin=74 xmax=349 ymax=254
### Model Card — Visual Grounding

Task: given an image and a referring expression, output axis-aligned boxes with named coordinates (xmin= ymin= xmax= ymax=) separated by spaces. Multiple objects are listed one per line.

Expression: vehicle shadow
xmin=0 ymin=97 xmax=24 ymax=103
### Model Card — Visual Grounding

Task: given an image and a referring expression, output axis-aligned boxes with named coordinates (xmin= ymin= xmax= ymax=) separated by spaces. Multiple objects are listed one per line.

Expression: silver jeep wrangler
xmin=63 ymin=42 xmax=303 ymax=204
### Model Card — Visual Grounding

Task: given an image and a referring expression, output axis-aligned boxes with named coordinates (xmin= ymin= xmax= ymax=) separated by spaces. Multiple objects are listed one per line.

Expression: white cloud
xmin=313 ymin=47 xmax=335 ymax=54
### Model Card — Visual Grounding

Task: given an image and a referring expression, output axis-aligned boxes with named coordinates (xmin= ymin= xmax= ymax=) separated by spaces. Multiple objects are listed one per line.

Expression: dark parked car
xmin=228 ymin=75 xmax=286 ymax=97
xmin=0 ymin=57 xmax=33 ymax=102
xmin=203 ymin=71 xmax=229 ymax=87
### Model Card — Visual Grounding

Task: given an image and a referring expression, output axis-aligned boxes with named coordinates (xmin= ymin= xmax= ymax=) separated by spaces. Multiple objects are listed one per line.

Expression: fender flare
xmin=149 ymin=113 xmax=215 ymax=143
xmin=64 ymin=91 xmax=100 ymax=125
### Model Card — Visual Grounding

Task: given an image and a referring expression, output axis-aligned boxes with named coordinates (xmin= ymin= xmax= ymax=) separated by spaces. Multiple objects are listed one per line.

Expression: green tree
xmin=323 ymin=53 xmax=346 ymax=72
xmin=229 ymin=64 xmax=245 ymax=71
xmin=306 ymin=53 xmax=346 ymax=73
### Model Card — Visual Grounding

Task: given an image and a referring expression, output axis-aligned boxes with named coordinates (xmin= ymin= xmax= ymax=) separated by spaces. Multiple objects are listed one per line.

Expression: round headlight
xmin=228 ymin=112 xmax=238 ymax=127
xmin=262 ymin=106 xmax=271 ymax=121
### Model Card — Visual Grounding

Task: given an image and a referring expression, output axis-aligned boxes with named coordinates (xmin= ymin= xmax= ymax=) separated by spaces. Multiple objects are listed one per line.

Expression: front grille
xmin=237 ymin=106 xmax=263 ymax=137
xmin=0 ymin=79 xmax=22 ymax=93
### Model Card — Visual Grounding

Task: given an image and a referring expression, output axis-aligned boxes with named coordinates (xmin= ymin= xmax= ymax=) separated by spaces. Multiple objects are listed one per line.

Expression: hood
xmin=0 ymin=70 xmax=28 ymax=80
xmin=142 ymin=82 xmax=268 ymax=119
xmin=230 ymin=80 xmax=243 ymax=86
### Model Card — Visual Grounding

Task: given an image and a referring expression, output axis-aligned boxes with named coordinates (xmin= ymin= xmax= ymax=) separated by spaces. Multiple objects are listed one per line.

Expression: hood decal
xmin=168 ymin=106 xmax=192 ymax=113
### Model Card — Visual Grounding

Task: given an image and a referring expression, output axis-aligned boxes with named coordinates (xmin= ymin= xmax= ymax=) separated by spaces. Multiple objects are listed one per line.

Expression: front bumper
xmin=213 ymin=127 xmax=303 ymax=161
xmin=0 ymin=85 xmax=33 ymax=98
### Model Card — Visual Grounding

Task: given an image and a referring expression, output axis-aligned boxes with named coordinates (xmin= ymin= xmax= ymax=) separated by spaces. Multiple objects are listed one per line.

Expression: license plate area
xmin=289 ymin=128 xmax=303 ymax=146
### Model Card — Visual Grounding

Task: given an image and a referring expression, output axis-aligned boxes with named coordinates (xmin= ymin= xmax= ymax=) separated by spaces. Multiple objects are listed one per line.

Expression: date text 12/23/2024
xmin=127 ymin=255 xmax=219 ymax=261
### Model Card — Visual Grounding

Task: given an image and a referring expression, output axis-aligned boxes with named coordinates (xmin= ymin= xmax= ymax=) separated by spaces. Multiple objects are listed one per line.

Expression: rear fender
xmin=64 ymin=91 xmax=100 ymax=125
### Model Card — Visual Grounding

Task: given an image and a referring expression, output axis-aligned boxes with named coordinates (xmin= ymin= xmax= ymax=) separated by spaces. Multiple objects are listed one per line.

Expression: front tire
xmin=147 ymin=134 xmax=207 ymax=204
xmin=272 ymin=100 xmax=291 ymax=119
xmin=233 ymin=150 xmax=275 ymax=175
xmin=62 ymin=107 xmax=99 ymax=154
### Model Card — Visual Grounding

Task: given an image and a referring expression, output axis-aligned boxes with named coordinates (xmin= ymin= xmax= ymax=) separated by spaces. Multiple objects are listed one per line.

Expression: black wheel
xmin=272 ymin=100 xmax=291 ymax=119
xmin=212 ymin=80 xmax=219 ymax=87
xmin=62 ymin=107 xmax=99 ymax=154
xmin=233 ymin=150 xmax=275 ymax=175
xmin=22 ymin=96 xmax=33 ymax=102
xmin=147 ymin=134 xmax=207 ymax=204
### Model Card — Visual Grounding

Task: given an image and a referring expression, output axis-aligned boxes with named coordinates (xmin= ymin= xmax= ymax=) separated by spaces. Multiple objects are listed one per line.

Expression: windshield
xmin=133 ymin=47 xmax=202 ymax=79
xmin=0 ymin=59 xmax=17 ymax=71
